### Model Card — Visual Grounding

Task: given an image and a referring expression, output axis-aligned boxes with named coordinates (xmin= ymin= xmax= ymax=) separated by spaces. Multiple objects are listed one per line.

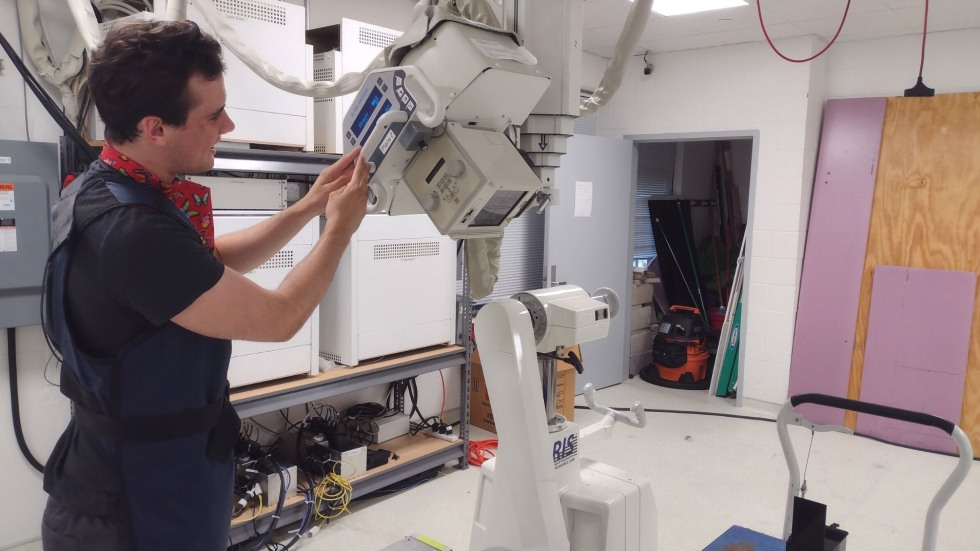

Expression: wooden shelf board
xmin=350 ymin=433 xmax=460 ymax=483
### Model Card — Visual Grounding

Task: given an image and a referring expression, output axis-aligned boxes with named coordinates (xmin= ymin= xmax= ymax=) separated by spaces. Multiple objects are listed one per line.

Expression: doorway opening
xmin=627 ymin=133 xmax=756 ymax=403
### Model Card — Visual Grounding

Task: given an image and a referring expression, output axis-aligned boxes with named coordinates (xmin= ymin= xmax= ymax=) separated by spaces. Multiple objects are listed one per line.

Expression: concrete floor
xmin=13 ymin=378 xmax=980 ymax=550
xmin=299 ymin=378 xmax=980 ymax=551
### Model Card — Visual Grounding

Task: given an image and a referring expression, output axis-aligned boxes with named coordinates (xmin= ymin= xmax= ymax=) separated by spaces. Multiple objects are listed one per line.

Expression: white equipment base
xmin=213 ymin=211 xmax=320 ymax=388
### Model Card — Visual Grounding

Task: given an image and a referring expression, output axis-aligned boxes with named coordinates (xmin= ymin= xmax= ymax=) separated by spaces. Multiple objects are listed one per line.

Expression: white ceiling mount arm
xmin=65 ymin=0 xmax=102 ymax=52
xmin=580 ymin=0 xmax=653 ymax=115
xmin=18 ymin=0 xmax=87 ymax=120
xmin=450 ymin=0 xmax=503 ymax=29
xmin=166 ymin=0 xmax=188 ymax=20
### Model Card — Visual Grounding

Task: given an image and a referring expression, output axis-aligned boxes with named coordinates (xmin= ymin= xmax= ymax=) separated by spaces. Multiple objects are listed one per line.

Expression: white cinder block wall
xmin=592 ymin=27 xmax=980 ymax=406
xmin=596 ymin=37 xmax=825 ymax=404
xmin=827 ymin=29 xmax=980 ymax=98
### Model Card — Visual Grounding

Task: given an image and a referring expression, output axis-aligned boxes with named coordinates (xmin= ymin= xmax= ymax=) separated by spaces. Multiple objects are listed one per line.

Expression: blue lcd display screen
xmin=352 ymin=87 xmax=384 ymax=136
xmin=360 ymin=100 xmax=393 ymax=146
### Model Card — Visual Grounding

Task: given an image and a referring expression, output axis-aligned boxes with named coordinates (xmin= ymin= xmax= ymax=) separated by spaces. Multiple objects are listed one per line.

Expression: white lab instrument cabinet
xmin=96 ymin=0 xmax=313 ymax=149
xmin=319 ymin=214 xmax=457 ymax=367
xmin=312 ymin=19 xmax=401 ymax=154
xmin=213 ymin=211 xmax=320 ymax=388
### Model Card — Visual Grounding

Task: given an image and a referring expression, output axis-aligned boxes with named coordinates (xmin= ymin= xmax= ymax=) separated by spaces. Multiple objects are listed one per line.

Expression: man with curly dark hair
xmin=41 ymin=19 xmax=367 ymax=550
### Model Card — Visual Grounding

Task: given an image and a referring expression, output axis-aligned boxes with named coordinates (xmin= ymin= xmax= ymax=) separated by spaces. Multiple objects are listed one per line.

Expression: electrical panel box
xmin=0 ymin=140 xmax=60 ymax=328
xmin=213 ymin=211 xmax=319 ymax=387
xmin=311 ymin=19 xmax=401 ymax=154
xmin=318 ymin=214 xmax=456 ymax=367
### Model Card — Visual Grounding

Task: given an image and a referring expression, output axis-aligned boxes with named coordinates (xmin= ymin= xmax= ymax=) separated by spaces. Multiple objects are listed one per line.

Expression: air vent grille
xmin=358 ymin=27 xmax=397 ymax=49
xmin=256 ymin=250 xmax=294 ymax=270
xmin=213 ymin=0 xmax=286 ymax=26
xmin=373 ymin=242 xmax=440 ymax=261
xmin=313 ymin=67 xmax=334 ymax=82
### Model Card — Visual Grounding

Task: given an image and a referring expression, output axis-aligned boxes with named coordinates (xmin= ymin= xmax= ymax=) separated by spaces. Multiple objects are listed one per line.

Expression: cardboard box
xmin=631 ymin=305 xmax=653 ymax=331
xmin=469 ymin=345 xmax=577 ymax=434
xmin=630 ymin=328 xmax=654 ymax=356
xmin=631 ymin=282 xmax=654 ymax=306
xmin=629 ymin=351 xmax=653 ymax=377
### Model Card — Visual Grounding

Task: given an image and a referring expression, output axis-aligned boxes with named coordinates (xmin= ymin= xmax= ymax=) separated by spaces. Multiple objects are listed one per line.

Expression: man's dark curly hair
xmin=89 ymin=20 xmax=225 ymax=143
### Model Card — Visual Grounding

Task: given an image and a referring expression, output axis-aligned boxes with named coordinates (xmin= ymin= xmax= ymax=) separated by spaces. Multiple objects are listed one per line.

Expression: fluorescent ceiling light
xmin=631 ymin=0 xmax=749 ymax=17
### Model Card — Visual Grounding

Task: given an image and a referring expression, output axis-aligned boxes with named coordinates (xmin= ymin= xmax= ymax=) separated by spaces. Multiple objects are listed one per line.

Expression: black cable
xmin=276 ymin=490 xmax=314 ymax=550
xmin=43 ymin=354 xmax=61 ymax=387
xmin=575 ymin=404 xmax=776 ymax=424
xmin=353 ymin=465 xmax=441 ymax=500
xmin=0 ymin=29 xmax=97 ymax=162
xmin=7 ymin=328 xmax=45 ymax=473
xmin=574 ymin=404 xmax=980 ymax=462
xmin=248 ymin=457 xmax=287 ymax=551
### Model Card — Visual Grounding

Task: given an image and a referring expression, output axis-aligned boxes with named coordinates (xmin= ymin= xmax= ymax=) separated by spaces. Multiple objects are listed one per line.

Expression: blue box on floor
xmin=702 ymin=526 xmax=785 ymax=550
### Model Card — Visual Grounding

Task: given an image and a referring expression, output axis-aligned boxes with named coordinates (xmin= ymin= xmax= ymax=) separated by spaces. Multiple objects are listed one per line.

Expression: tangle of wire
xmin=312 ymin=470 xmax=353 ymax=526
xmin=343 ymin=402 xmax=400 ymax=443
xmin=400 ymin=377 xmax=447 ymax=435
xmin=468 ymin=439 xmax=498 ymax=467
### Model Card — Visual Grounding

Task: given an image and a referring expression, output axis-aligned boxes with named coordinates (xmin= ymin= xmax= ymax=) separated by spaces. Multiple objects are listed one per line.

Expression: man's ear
xmin=137 ymin=116 xmax=168 ymax=145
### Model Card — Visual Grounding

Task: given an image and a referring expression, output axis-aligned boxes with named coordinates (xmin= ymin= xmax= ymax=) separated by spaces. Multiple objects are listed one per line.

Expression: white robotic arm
xmin=471 ymin=285 xmax=655 ymax=551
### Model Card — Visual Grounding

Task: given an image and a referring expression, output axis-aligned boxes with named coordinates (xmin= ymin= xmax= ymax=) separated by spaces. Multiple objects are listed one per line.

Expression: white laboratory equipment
xmin=313 ymin=19 xmax=402 ymax=154
xmin=92 ymin=0 xmax=313 ymax=149
xmin=212 ymin=210 xmax=320 ymax=388
xmin=318 ymin=214 xmax=457 ymax=367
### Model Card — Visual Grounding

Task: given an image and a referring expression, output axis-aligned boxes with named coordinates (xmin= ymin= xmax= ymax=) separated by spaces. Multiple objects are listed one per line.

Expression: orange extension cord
xmin=468 ymin=439 xmax=499 ymax=466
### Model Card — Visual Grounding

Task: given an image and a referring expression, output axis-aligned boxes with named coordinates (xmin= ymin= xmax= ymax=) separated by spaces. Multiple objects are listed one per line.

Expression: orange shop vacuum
xmin=639 ymin=305 xmax=710 ymax=390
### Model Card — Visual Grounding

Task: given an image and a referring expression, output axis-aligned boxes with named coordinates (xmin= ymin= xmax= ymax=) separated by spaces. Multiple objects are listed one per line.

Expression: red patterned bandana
xmin=100 ymin=143 xmax=215 ymax=251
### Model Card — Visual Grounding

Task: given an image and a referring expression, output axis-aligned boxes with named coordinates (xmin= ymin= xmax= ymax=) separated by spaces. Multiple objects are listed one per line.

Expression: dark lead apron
xmin=42 ymin=162 xmax=240 ymax=551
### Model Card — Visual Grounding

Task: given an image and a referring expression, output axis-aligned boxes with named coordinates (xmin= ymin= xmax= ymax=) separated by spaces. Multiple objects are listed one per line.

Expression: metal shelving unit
xmin=211 ymin=147 xmax=340 ymax=176
xmin=172 ymin=148 xmax=474 ymax=547
xmin=228 ymin=345 xmax=470 ymax=545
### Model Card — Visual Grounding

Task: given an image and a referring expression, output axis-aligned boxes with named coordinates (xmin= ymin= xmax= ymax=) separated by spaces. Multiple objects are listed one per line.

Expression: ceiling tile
xmin=639 ymin=33 xmax=727 ymax=54
xmin=583 ymin=0 xmax=980 ymax=58
xmin=691 ymin=4 xmax=785 ymax=34
xmin=642 ymin=14 xmax=711 ymax=39
xmin=793 ymin=9 xmax=910 ymax=40
xmin=759 ymin=0 xmax=886 ymax=22
xmin=893 ymin=1 xmax=980 ymax=33
xmin=744 ymin=21 xmax=805 ymax=41
xmin=878 ymin=0 xmax=925 ymax=8
xmin=582 ymin=0 xmax=635 ymax=30
xmin=694 ymin=26 xmax=771 ymax=48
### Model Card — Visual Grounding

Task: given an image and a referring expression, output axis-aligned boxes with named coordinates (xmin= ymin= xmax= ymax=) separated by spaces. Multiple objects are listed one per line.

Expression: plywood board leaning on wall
xmin=846 ymin=92 xmax=980 ymax=454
